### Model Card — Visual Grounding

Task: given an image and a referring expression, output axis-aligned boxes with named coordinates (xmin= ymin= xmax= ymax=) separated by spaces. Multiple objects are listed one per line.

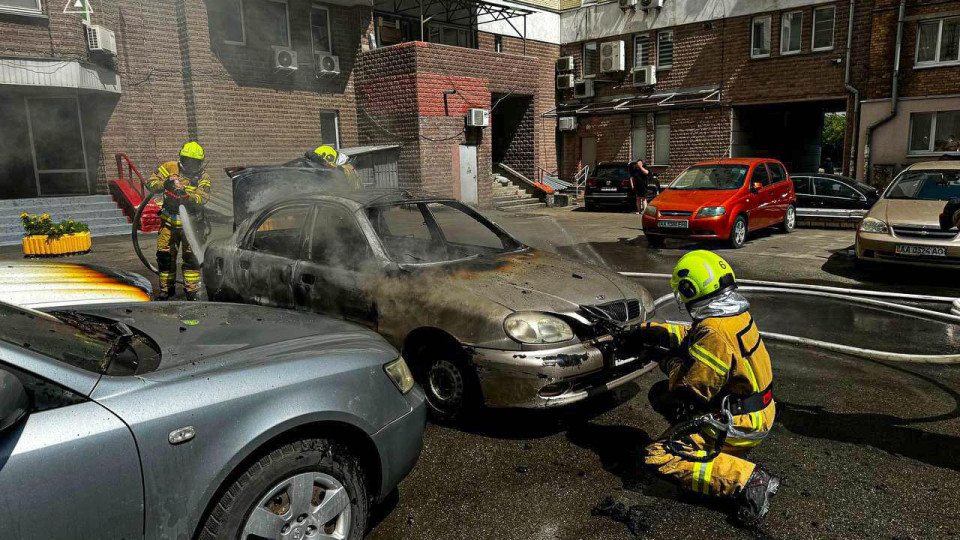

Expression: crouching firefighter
xmin=146 ymin=141 xmax=211 ymax=300
xmin=306 ymin=145 xmax=362 ymax=189
xmin=628 ymin=250 xmax=779 ymax=525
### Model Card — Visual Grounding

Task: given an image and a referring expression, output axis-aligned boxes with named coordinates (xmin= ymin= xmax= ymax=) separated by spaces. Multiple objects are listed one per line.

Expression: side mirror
xmin=751 ymin=182 xmax=763 ymax=192
xmin=0 ymin=370 xmax=28 ymax=433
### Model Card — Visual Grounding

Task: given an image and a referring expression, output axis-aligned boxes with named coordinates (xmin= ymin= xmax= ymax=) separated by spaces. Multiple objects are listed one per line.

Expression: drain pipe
xmin=864 ymin=0 xmax=907 ymax=182
xmin=844 ymin=0 xmax=861 ymax=178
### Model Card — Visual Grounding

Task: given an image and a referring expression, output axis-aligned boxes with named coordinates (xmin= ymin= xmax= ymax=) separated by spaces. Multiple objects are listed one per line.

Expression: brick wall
xmin=0 ymin=7 xmax=87 ymax=61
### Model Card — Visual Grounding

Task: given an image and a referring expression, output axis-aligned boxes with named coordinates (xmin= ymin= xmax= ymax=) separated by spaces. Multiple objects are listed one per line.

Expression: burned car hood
xmin=75 ymin=301 xmax=393 ymax=373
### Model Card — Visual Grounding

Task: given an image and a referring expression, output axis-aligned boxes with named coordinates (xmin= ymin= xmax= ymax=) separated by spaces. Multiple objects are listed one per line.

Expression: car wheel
xmin=646 ymin=234 xmax=666 ymax=248
xmin=729 ymin=216 xmax=748 ymax=249
xmin=584 ymin=201 xmax=595 ymax=212
xmin=780 ymin=205 xmax=796 ymax=233
xmin=198 ymin=438 xmax=368 ymax=540
xmin=417 ymin=349 xmax=480 ymax=423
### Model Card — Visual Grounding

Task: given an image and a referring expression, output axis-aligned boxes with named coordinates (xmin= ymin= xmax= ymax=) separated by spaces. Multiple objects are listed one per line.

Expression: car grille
xmin=891 ymin=224 xmax=958 ymax=240
xmin=581 ymin=299 xmax=642 ymax=323
xmin=659 ymin=210 xmax=692 ymax=217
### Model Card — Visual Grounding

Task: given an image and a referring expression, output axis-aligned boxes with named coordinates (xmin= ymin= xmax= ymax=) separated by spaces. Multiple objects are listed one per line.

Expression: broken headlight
xmin=504 ymin=312 xmax=575 ymax=344
xmin=384 ymin=356 xmax=415 ymax=394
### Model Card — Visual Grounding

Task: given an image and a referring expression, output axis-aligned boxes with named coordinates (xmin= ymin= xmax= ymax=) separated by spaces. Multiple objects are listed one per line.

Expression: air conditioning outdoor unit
xmin=632 ymin=65 xmax=657 ymax=86
xmin=466 ymin=108 xmax=489 ymax=127
xmin=639 ymin=0 xmax=665 ymax=10
xmin=85 ymin=25 xmax=117 ymax=56
xmin=600 ymin=40 xmax=625 ymax=73
xmin=619 ymin=0 xmax=637 ymax=9
xmin=315 ymin=53 xmax=341 ymax=76
xmin=273 ymin=46 xmax=298 ymax=72
xmin=574 ymin=79 xmax=594 ymax=99
xmin=559 ymin=117 xmax=577 ymax=131
xmin=557 ymin=74 xmax=575 ymax=89
xmin=556 ymin=56 xmax=575 ymax=72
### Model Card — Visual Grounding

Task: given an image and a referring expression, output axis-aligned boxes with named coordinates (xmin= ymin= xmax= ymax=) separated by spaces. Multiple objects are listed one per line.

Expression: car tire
xmin=779 ymin=205 xmax=796 ymax=233
xmin=584 ymin=201 xmax=595 ymax=212
xmin=416 ymin=346 xmax=481 ymax=423
xmin=729 ymin=216 xmax=748 ymax=249
xmin=197 ymin=438 xmax=368 ymax=540
xmin=646 ymin=234 xmax=666 ymax=248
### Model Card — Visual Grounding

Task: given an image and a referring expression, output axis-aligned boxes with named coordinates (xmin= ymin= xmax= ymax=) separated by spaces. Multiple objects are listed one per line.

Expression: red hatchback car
xmin=642 ymin=158 xmax=797 ymax=248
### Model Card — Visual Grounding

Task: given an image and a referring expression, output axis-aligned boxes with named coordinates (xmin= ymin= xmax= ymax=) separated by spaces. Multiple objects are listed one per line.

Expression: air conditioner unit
xmin=556 ymin=56 xmax=575 ymax=72
xmin=619 ymin=0 xmax=637 ymax=9
xmin=557 ymin=74 xmax=575 ymax=89
xmin=85 ymin=25 xmax=117 ymax=56
xmin=632 ymin=65 xmax=657 ymax=86
xmin=273 ymin=46 xmax=298 ymax=72
xmin=574 ymin=79 xmax=594 ymax=99
xmin=639 ymin=0 xmax=665 ymax=10
xmin=466 ymin=108 xmax=489 ymax=127
xmin=600 ymin=40 xmax=625 ymax=73
xmin=559 ymin=117 xmax=577 ymax=131
xmin=315 ymin=53 xmax=341 ymax=76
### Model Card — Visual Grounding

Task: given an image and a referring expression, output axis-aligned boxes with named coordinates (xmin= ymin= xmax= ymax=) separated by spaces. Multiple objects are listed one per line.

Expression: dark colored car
xmin=0 ymin=300 xmax=425 ymax=540
xmin=584 ymin=162 xmax=637 ymax=212
xmin=204 ymin=190 xmax=656 ymax=421
xmin=791 ymin=173 xmax=879 ymax=210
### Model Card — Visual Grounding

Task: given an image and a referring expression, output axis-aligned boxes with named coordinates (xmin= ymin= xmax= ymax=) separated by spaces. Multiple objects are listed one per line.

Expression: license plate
xmin=658 ymin=219 xmax=689 ymax=229
xmin=895 ymin=245 xmax=947 ymax=257
xmin=600 ymin=187 xmax=618 ymax=192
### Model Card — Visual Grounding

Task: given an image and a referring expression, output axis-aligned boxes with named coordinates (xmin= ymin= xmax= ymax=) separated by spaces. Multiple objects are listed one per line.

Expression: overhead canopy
xmin=546 ymin=86 xmax=721 ymax=118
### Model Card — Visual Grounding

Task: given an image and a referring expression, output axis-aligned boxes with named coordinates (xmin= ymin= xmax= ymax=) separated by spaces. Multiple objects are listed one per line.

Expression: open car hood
xmin=0 ymin=262 xmax=151 ymax=308
xmin=228 ymin=165 xmax=353 ymax=228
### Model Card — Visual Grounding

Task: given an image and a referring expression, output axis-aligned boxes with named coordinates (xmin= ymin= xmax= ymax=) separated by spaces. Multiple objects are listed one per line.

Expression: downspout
xmin=844 ymin=0 xmax=860 ymax=177
xmin=864 ymin=0 xmax=906 ymax=183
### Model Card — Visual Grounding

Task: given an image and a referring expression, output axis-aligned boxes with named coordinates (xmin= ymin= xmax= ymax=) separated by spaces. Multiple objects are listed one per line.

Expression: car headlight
xmin=859 ymin=217 xmax=889 ymax=234
xmin=643 ymin=204 xmax=658 ymax=217
xmin=384 ymin=356 xmax=415 ymax=394
xmin=504 ymin=312 xmax=575 ymax=344
xmin=696 ymin=206 xmax=726 ymax=218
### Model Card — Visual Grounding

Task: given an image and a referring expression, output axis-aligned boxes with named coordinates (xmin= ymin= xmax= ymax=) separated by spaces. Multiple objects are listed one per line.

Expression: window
xmin=310 ymin=206 xmax=372 ymax=270
xmin=252 ymin=205 xmax=309 ymax=257
xmin=781 ymin=11 xmax=803 ymax=55
xmin=427 ymin=203 xmax=504 ymax=250
xmin=582 ymin=42 xmax=598 ymax=77
xmin=0 ymin=0 xmax=42 ymax=16
xmin=752 ymin=16 xmax=772 ymax=58
xmin=376 ymin=15 xmax=411 ymax=48
xmin=1 ymin=362 xmax=86 ymax=412
xmin=264 ymin=0 xmax=291 ymax=47
xmin=812 ymin=6 xmax=835 ymax=51
xmin=221 ymin=0 xmax=246 ymax=44
xmin=311 ymin=5 xmax=332 ymax=54
xmin=428 ymin=23 xmax=470 ymax=48
xmin=494 ymin=35 xmax=503 ymax=53
xmin=909 ymin=111 xmax=960 ymax=154
xmin=632 ymin=114 xmax=647 ymax=161
xmin=633 ymin=34 xmax=651 ymax=68
xmin=654 ymin=112 xmax=670 ymax=165
xmin=319 ymin=110 xmax=340 ymax=149
xmin=814 ymin=177 xmax=857 ymax=199
xmin=916 ymin=18 xmax=960 ymax=66
xmin=657 ymin=31 xmax=673 ymax=69
xmin=792 ymin=176 xmax=812 ymax=195
xmin=669 ymin=165 xmax=749 ymax=190
xmin=752 ymin=164 xmax=771 ymax=186
xmin=768 ymin=162 xmax=787 ymax=184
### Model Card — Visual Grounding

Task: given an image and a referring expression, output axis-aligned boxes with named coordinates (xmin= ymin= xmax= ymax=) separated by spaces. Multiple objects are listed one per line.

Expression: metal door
xmin=458 ymin=145 xmax=478 ymax=205
xmin=237 ymin=204 xmax=311 ymax=308
xmin=581 ymin=137 xmax=597 ymax=170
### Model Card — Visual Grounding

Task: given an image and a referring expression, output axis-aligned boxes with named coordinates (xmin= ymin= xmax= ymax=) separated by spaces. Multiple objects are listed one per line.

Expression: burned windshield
xmin=669 ymin=165 xmax=749 ymax=191
xmin=885 ymin=170 xmax=960 ymax=200
xmin=366 ymin=201 xmax=521 ymax=265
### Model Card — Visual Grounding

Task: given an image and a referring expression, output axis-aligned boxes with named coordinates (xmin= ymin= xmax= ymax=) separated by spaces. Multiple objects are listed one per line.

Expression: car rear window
xmin=593 ymin=165 xmax=629 ymax=180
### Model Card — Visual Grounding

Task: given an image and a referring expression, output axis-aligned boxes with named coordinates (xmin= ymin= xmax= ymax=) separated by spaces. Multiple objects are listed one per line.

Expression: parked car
xmin=856 ymin=161 xmax=960 ymax=267
xmin=0 ymin=299 xmax=425 ymax=540
xmin=642 ymin=158 xmax=797 ymax=249
xmin=204 ymin=190 xmax=656 ymax=421
xmin=584 ymin=162 xmax=638 ymax=212
xmin=0 ymin=262 xmax=151 ymax=308
xmin=791 ymin=173 xmax=879 ymax=211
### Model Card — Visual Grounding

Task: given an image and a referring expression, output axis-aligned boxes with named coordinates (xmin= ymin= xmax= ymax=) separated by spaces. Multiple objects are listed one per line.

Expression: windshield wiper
xmin=103 ymin=321 xmax=136 ymax=373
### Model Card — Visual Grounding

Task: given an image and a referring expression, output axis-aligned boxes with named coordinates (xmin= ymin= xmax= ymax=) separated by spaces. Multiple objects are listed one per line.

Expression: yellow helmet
xmin=312 ymin=145 xmax=338 ymax=165
xmin=179 ymin=141 xmax=204 ymax=160
xmin=669 ymin=250 xmax=737 ymax=305
xmin=179 ymin=141 xmax=205 ymax=176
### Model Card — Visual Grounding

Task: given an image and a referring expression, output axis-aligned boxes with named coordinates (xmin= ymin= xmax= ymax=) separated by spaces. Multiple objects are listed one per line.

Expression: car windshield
xmin=366 ymin=201 xmax=523 ymax=266
xmin=593 ymin=165 xmax=629 ymax=180
xmin=669 ymin=165 xmax=749 ymax=191
xmin=885 ymin=170 xmax=960 ymax=201
xmin=0 ymin=301 xmax=160 ymax=375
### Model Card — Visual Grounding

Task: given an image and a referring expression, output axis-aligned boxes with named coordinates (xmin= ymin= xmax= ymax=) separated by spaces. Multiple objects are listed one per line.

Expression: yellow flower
xmin=19 ymin=212 xmax=28 ymax=218
xmin=40 ymin=214 xmax=50 ymax=221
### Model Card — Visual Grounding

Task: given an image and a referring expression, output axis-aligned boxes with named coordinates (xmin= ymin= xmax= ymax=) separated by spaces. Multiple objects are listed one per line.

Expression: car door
xmin=746 ymin=163 xmax=773 ymax=229
xmin=0 ymin=357 xmax=143 ymax=540
xmin=236 ymin=203 xmax=312 ymax=308
xmin=792 ymin=176 xmax=816 ymax=209
xmin=766 ymin=162 xmax=793 ymax=216
xmin=814 ymin=176 xmax=863 ymax=210
xmin=293 ymin=203 xmax=379 ymax=327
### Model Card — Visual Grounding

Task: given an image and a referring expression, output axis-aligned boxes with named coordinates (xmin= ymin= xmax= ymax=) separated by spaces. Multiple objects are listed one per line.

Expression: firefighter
xmin=630 ymin=250 xmax=779 ymax=525
xmin=306 ymin=145 xmax=362 ymax=189
xmin=146 ymin=141 xmax=211 ymax=301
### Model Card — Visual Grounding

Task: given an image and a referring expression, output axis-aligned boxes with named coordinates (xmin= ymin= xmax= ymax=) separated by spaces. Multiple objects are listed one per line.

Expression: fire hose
xmin=131 ymin=187 xmax=209 ymax=280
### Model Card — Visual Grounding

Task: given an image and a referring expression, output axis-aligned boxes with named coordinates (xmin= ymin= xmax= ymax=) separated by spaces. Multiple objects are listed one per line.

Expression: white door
xmin=458 ymin=145 xmax=478 ymax=205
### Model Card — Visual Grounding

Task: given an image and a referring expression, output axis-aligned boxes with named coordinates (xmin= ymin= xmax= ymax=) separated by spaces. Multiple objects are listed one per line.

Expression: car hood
xmin=872 ymin=198 xmax=948 ymax=227
xmin=76 ymin=301 xmax=395 ymax=374
xmin=0 ymin=262 xmax=151 ymax=309
xmin=652 ymin=188 xmax=737 ymax=211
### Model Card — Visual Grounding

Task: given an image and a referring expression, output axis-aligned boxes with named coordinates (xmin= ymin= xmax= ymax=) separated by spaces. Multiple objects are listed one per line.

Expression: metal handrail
xmin=536 ymin=166 xmax=558 ymax=184
xmin=115 ymin=153 xmax=149 ymax=198
xmin=574 ymin=165 xmax=590 ymax=199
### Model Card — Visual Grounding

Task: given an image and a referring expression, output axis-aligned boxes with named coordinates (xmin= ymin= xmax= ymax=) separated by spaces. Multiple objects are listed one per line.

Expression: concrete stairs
xmin=492 ymin=181 xmax=546 ymax=212
xmin=0 ymin=195 xmax=132 ymax=247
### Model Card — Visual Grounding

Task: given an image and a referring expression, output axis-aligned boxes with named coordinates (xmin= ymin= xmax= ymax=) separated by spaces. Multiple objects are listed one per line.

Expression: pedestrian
xmin=823 ymin=157 xmax=835 ymax=175
xmin=628 ymin=250 xmax=780 ymax=525
xmin=146 ymin=141 xmax=211 ymax=301
xmin=629 ymin=158 xmax=651 ymax=214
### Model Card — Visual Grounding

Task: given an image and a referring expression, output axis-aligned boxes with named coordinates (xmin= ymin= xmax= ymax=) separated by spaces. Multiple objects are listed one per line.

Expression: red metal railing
xmin=115 ymin=152 xmax=149 ymax=198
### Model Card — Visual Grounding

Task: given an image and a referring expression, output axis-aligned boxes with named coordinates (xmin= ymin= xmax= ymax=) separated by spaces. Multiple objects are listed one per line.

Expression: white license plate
xmin=895 ymin=245 xmax=947 ymax=257
xmin=658 ymin=219 xmax=689 ymax=229
xmin=600 ymin=187 xmax=618 ymax=192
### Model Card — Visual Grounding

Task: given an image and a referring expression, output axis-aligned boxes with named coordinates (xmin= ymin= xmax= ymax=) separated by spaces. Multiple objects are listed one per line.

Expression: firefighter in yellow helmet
xmin=146 ymin=141 xmax=211 ymax=300
xmin=629 ymin=250 xmax=779 ymax=525
xmin=305 ymin=145 xmax=362 ymax=189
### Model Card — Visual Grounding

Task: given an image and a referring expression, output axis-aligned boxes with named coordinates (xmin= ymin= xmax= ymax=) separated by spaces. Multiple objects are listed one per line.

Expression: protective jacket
xmin=147 ymin=161 xmax=212 ymax=226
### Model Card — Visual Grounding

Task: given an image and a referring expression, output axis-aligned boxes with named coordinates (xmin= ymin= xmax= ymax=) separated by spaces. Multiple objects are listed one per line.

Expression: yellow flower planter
xmin=22 ymin=232 xmax=92 ymax=257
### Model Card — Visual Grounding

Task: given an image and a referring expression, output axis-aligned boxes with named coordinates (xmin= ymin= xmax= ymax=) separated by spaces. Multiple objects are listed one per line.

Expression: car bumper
xmin=856 ymin=231 xmax=960 ymax=267
xmin=585 ymin=193 xmax=632 ymax=204
xmin=469 ymin=335 xmax=656 ymax=409
xmin=641 ymin=213 xmax=731 ymax=238
xmin=370 ymin=385 xmax=427 ymax=502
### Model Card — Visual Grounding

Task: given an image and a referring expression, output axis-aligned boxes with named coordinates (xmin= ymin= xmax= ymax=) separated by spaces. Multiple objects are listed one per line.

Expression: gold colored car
xmin=856 ymin=161 xmax=960 ymax=267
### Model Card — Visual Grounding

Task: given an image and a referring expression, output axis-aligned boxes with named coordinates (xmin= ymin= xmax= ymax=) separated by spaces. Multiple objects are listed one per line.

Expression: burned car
xmin=204 ymin=190 xmax=656 ymax=420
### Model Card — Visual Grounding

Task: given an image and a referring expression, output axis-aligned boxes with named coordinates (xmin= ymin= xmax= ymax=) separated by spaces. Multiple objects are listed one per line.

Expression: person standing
xmin=630 ymin=158 xmax=651 ymax=214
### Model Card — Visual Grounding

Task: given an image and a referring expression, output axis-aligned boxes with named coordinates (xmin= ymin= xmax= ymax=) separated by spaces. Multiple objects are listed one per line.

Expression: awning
xmin=546 ymin=87 xmax=721 ymax=118
xmin=0 ymin=58 xmax=121 ymax=94
xmin=340 ymin=144 xmax=400 ymax=156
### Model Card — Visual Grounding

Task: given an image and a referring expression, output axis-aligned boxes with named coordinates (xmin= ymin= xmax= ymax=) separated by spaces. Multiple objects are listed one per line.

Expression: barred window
xmin=657 ymin=31 xmax=673 ymax=69
xmin=583 ymin=42 xmax=598 ymax=77
xmin=634 ymin=34 xmax=650 ymax=68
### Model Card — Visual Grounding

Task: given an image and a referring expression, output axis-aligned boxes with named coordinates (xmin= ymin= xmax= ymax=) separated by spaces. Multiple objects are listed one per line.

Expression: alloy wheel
xmin=735 ymin=220 xmax=746 ymax=245
xmin=786 ymin=207 xmax=796 ymax=230
xmin=242 ymin=472 xmax=351 ymax=540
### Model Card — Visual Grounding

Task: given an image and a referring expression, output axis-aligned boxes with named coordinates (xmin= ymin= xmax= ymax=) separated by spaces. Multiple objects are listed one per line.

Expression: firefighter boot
xmin=735 ymin=466 xmax=780 ymax=526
